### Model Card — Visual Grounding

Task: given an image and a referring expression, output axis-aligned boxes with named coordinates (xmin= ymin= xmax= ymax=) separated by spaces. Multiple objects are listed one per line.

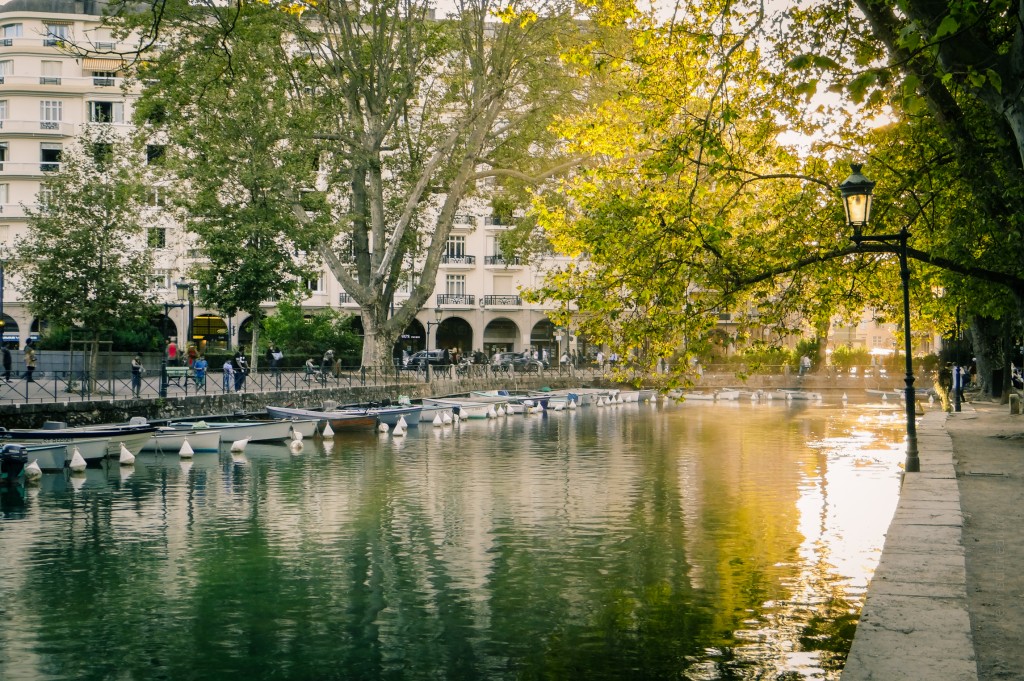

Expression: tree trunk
xmin=969 ymin=315 xmax=1011 ymax=401
xmin=249 ymin=323 xmax=261 ymax=372
xmin=88 ymin=336 xmax=100 ymax=394
xmin=360 ymin=307 xmax=398 ymax=370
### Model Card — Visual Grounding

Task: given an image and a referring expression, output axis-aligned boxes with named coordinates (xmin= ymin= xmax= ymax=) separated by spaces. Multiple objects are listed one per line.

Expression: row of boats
xmin=0 ymin=387 xmax=656 ymax=477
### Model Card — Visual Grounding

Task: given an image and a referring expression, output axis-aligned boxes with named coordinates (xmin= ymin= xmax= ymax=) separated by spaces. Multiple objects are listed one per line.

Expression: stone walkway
xmin=843 ymin=401 xmax=1024 ymax=681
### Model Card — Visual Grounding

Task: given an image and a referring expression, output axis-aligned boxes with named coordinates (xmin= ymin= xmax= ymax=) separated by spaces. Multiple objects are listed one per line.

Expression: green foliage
xmin=12 ymin=133 xmax=154 ymax=341
xmin=36 ymin=321 xmax=163 ymax=352
xmin=261 ymin=299 xmax=363 ymax=367
xmin=829 ymin=345 xmax=871 ymax=371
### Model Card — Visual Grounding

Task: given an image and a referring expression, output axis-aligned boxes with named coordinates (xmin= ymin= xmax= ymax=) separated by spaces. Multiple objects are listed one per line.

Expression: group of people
xmin=0 ymin=341 xmax=36 ymax=383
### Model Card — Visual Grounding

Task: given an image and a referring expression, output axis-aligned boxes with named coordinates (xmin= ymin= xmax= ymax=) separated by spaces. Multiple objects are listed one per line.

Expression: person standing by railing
xmin=23 ymin=341 xmax=36 ymax=383
xmin=130 ymin=353 xmax=144 ymax=398
xmin=222 ymin=357 xmax=235 ymax=393
xmin=1 ymin=344 xmax=10 ymax=381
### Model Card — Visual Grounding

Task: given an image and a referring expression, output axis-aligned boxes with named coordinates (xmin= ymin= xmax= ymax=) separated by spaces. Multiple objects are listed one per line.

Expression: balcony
xmin=441 ymin=254 xmax=476 ymax=266
xmin=338 ymin=292 xmax=357 ymax=305
xmin=452 ymin=213 xmax=475 ymax=225
xmin=93 ymin=77 xmax=115 ymax=87
xmin=39 ymin=77 xmax=62 ymax=85
xmin=482 ymin=295 xmax=521 ymax=307
xmin=483 ymin=216 xmax=513 ymax=227
xmin=484 ymin=254 xmax=521 ymax=266
xmin=437 ymin=294 xmax=475 ymax=307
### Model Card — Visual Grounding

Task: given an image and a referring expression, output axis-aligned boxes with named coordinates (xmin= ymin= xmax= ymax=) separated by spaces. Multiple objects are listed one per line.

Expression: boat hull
xmin=266 ymin=405 xmax=378 ymax=432
xmin=19 ymin=436 xmax=111 ymax=471
xmin=141 ymin=428 xmax=223 ymax=453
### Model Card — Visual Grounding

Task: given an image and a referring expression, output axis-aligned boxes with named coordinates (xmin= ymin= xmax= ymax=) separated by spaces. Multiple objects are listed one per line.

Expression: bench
xmin=165 ymin=366 xmax=191 ymax=386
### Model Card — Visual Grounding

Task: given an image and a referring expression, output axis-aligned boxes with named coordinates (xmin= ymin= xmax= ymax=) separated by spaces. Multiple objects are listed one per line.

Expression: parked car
xmin=407 ymin=350 xmax=448 ymax=369
xmin=494 ymin=351 xmax=545 ymax=373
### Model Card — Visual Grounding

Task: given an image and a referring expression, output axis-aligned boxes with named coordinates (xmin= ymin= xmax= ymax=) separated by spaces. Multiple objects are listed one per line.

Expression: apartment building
xmin=0 ymin=0 xmax=582 ymax=363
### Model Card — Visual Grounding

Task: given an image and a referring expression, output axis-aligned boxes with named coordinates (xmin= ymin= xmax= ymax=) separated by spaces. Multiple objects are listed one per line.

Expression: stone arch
xmin=482 ymin=318 xmax=520 ymax=356
xmin=436 ymin=316 xmax=473 ymax=355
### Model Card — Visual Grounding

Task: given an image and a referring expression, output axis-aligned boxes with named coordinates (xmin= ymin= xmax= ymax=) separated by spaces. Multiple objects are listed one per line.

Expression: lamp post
xmin=840 ymin=163 xmax=920 ymax=472
xmin=159 ymin=299 xmax=187 ymax=398
xmin=426 ymin=307 xmax=443 ymax=349
xmin=175 ymin=279 xmax=195 ymax=348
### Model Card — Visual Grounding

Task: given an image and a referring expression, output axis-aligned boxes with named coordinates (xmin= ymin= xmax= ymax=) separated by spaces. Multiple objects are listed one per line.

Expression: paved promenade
xmin=843 ymin=401 xmax=1024 ymax=681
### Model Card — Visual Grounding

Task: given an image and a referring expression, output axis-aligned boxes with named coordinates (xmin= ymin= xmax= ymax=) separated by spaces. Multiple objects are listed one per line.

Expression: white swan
xmin=378 ymin=422 xmax=389 ymax=433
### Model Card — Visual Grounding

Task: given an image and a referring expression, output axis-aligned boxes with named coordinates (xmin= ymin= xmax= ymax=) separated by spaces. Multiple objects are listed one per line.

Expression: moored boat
xmin=191 ymin=419 xmax=294 ymax=443
xmin=420 ymin=397 xmax=492 ymax=420
xmin=0 ymin=421 xmax=154 ymax=460
xmin=17 ymin=437 xmax=112 ymax=471
xmin=265 ymin=405 xmax=379 ymax=432
xmin=141 ymin=427 xmax=223 ymax=454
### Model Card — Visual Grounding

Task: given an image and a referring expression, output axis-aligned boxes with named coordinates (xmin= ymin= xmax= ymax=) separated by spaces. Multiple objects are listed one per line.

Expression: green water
xmin=0 ymin=399 xmax=907 ymax=680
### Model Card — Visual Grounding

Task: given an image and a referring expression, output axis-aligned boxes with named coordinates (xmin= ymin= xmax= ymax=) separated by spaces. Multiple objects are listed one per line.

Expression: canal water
xmin=0 ymin=398 xmax=908 ymax=681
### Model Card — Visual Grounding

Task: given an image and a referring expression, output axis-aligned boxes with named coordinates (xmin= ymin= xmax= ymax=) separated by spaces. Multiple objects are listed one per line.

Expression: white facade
xmin=0 ymin=0 xmax=574 ymax=362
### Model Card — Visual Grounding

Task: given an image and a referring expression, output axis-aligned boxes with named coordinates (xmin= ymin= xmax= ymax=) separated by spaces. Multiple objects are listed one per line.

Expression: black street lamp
xmin=175 ymin=279 xmax=195 ymax=348
xmin=426 ymin=307 xmax=443 ymax=349
xmin=159 ymin=298 xmax=187 ymax=398
xmin=840 ymin=163 xmax=920 ymax=472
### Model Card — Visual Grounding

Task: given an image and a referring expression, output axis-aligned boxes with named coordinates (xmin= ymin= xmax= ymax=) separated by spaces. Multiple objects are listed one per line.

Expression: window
xmin=305 ymin=273 xmax=325 ymax=293
xmin=147 ymin=226 xmax=166 ymax=249
xmin=0 ymin=60 xmax=11 ymax=84
xmin=38 ymin=187 xmax=54 ymax=208
xmin=40 ymin=143 xmax=62 ymax=172
xmin=40 ymin=60 xmax=62 ymax=85
xmin=43 ymin=23 xmax=69 ymax=46
xmin=40 ymin=100 xmax=62 ymax=130
xmin=0 ymin=100 xmax=6 ymax=129
xmin=92 ymin=70 xmax=116 ymax=86
xmin=0 ymin=224 xmax=9 ymax=244
xmin=0 ymin=184 xmax=8 ymax=209
xmin=2 ymin=23 xmax=21 ymax=37
xmin=88 ymin=100 xmax=124 ymax=123
xmin=445 ymin=274 xmax=466 ymax=296
xmin=445 ymin=235 xmax=466 ymax=258
xmin=146 ymin=144 xmax=166 ymax=165
xmin=147 ymin=188 xmax=167 ymax=207
xmin=0 ymin=143 xmax=7 ymax=170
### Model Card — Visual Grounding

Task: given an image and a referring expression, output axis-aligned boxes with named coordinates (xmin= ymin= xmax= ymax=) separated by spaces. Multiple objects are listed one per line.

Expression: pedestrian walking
xmin=130 ymin=353 xmax=144 ymax=397
xmin=24 ymin=342 xmax=36 ymax=382
xmin=222 ymin=357 xmax=234 ymax=392
xmin=167 ymin=339 xmax=179 ymax=366
xmin=267 ymin=344 xmax=283 ymax=389
xmin=193 ymin=355 xmax=208 ymax=390
xmin=233 ymin=351 xmax=248 ymax=391
xmin=1 ymin=344 xmax=11 ymax=381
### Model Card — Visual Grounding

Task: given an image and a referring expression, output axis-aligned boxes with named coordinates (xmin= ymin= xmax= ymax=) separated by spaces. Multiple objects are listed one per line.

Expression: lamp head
xmin=839 ymin=163 xmax=875 ymax=239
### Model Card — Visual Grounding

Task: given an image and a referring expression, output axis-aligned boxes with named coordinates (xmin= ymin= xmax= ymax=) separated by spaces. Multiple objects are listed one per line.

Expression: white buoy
xmin=487 ymin=406 xmax=497 ymax=419
xmin=397 ymin=416 xmax=408 ymax=430
xmin=433 ymin=413 xmax=443 ymax=428
xmin=69 ymin=447 xmax=87 ymax=473
xmin=496 ymin=405 xmax=506 ymax=417
xmin=229 ymin=437 xmax=250 ymax=453
xmin=378 ymin=422 xmax=390 ymax=433
xmin=882 ymin=393 xmax=888 ymax=401
xmin=322 ymin=423 xmax=335 ymax=439
xmin=179 ymin=439 xmax=195 ymax=459
xmin=24 ymin=459 xmax=42 ymax=480
xmin=119 ymin=442 xmax=135 ymax=466
xmin=842 ymin=392 xmax=848 ymax=402
xmin=393 ymin=423 xmax=406 ymax=437
xmin=597 ymin=397 xmax=605 ymax=408
xmin=929 ymin=393 xmax=935 ymax=403
xmin=453 ymin=412 xmax=461 ymax=425
xmin=442 ymin=411 xmax=453 ymax=425
xmin=567 ymin=399 xmax=577 ymax=410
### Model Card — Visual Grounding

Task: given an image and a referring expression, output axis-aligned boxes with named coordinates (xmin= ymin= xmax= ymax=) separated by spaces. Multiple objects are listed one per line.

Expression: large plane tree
xmin=115 ymin=0 xmax=589 ymax=367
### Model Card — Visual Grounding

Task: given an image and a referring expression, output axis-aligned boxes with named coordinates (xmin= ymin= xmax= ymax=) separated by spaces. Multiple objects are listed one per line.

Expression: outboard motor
xmin=0 ymin=444 xmax=29 ymax=482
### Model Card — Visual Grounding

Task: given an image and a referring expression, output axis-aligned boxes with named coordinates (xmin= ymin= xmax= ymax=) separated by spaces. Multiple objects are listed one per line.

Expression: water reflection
xmin=0 ymin=400 xmax=904 ymax=680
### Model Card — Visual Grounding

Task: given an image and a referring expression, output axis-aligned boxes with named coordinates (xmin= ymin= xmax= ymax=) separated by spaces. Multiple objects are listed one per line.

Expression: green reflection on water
xmin=0 ymin=400 xmax=904 ymax=680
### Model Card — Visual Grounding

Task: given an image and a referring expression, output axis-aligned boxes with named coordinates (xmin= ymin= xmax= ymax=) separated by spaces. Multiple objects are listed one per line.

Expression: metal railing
xmin=0 ymin=362 xmax=613 ymax=405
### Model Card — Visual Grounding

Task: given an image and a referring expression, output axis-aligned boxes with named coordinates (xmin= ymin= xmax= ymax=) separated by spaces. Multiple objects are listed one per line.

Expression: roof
xmin=0 ymin=0 xmax=111 ymax=17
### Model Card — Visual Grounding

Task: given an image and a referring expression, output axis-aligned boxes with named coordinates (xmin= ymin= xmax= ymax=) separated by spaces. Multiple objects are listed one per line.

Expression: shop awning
xmin=82 ymin=58 xmax=125 ymax=71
